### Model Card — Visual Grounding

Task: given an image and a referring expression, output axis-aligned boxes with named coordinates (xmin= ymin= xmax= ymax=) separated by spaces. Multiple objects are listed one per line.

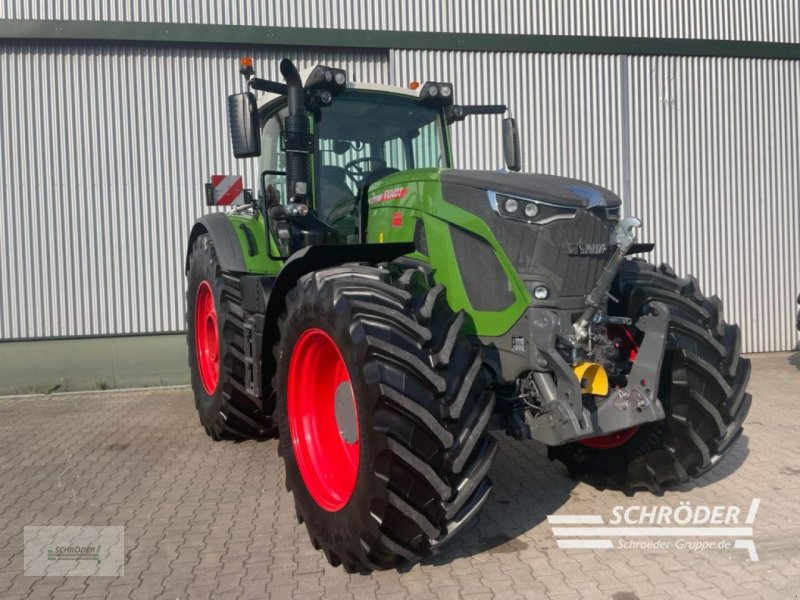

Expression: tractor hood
xmin=440 ymin=170 xmax=622 ymax=209
xmin=438 ymin=169 xmax=622 ymax=311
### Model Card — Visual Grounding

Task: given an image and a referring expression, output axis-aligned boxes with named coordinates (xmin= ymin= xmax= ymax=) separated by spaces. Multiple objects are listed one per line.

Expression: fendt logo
xmin=567 ymin=242 xmax=608 ymax=255
xmin=368 ymin=187 xmax=408 ymax=205
xmin=548 ymin=499 xmax=761 ymax=561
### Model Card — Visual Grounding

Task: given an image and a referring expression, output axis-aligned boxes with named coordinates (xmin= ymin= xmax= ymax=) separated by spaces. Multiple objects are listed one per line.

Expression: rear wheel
xmin=548 ymin=259 xmax=751 ymax=494
xmin=274 ymin=263 xmax=497 ymax=572
xmin=187 ymin=234 xmax=272 ymax=440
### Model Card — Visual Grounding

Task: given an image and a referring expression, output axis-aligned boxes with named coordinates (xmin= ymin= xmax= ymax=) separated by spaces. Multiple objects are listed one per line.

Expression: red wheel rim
xmin=578 ymin=325 xmax=640 ymax=450
xmin=194 ymin=280 xmax=219 ymax=394
xmin=579 ymin=427 xmax=639 ymax=449
xmin=287 ymin=328 xmax=360 ymax=512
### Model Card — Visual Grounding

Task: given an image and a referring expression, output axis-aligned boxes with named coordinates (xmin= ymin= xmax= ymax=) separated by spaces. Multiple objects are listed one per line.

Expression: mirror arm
xmin=446 ymin=104 xmax=508 ymax=123
xmin=249 ymin=78 xmax=288 ymax=95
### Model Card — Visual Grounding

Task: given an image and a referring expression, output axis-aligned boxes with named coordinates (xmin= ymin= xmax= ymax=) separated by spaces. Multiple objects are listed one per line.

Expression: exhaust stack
xmin=279 ymin=58 xmax=310 ymax=205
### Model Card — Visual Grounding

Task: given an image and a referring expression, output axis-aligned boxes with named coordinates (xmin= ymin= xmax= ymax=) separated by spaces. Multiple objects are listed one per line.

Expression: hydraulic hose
xmin=573 ymin=217 xmax=642 ymax=341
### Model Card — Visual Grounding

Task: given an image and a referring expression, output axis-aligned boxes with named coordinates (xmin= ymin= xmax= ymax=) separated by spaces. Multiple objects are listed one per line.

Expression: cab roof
xmin=255 ymin=66 xmax=420 ymax=110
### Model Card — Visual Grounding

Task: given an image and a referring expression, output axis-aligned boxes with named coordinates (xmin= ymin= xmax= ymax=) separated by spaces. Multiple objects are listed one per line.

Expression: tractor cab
xmin=227 ymin=58 xmax=518 ymax=256
xmin=259 ymin=87 xmax=450 ymax=244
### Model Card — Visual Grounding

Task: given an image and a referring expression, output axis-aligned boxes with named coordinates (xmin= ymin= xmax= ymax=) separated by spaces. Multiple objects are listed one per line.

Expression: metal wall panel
xmin=2 ymin=1 xmax=799 ymax=43
xmin=1 ymin=40 xmax=798 ymax=351
xmin=392 ymin=50 xmax=800 ymax=353
xmin=627 ymin=55 xmax=800 ymax=353
xmin=0 ymin=43 xmax=388 ymax=339
xmin=392 ymin=50 xmax=627 ymax=211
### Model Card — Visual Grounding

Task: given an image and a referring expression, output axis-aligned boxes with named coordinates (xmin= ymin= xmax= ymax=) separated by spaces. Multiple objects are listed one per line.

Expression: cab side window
xmin=259 ymin=109 xmax=289 ymax=206
xmin=411 ymin=120 xmax=444 ymax=168
xmin=383 ymin=137 xmax=408 ymax=171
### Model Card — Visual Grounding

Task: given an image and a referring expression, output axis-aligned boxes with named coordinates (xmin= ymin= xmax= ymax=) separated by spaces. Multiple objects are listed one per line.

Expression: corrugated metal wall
xmin=2 ymin=1 xmax=800 ymax=42
xmin=0 ymin=44 xmax=388 ymax=339
xmin=392 ymin=51 xmax=626 ymax=192
xmin=1 ymin=3 xmax=798 ymax=352
xmin=391 ymin=50 xmax=800 ymax=352
xmin=626 ymin=55 xmax=800 ymax=353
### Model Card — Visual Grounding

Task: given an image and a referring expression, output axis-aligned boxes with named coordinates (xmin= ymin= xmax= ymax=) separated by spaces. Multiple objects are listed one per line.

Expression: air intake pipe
xmin=279 ymin=58 xmax=310 ymax=205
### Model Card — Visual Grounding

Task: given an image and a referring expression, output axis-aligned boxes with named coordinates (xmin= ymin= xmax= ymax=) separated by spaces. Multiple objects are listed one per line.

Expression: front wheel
xmin=548 ymin=259 xmax=752 ymax=494
xmin=273 ymin=263 xmax=497 ymax=572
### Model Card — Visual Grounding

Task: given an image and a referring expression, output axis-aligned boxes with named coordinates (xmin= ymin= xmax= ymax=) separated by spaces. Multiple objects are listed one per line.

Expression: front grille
xmin=547 ymin=212 xmax=614 ymax=295
xmin=487 ymin=209 xmax=614 ymax=299
xmin=438 ymin=179 xmax=620 ymax=304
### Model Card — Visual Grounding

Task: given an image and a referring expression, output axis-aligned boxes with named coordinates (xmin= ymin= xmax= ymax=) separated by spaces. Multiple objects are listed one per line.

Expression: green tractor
xmin=186 ymin=58 xmax=751 ymax=572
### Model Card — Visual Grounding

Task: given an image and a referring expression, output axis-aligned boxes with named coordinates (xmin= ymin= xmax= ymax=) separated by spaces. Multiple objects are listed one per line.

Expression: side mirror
xmin=227 ymin=92 xmax=261 ymax=158
xmin=502 ymin=117 xmax=521 ymax=172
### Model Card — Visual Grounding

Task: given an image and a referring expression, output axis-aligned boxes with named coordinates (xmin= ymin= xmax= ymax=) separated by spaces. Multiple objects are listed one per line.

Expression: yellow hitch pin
xmin=572 ymin=362 xmax=610 ymax=396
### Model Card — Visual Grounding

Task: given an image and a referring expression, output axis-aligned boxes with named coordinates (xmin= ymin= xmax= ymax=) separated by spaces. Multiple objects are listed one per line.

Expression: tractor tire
xmin=273 ymin=263 xmax=497 ymax=572
xmin=187 ymin=234 xmax=272 ymax=440
xmin=548 ymin=259 xmax=751 ymax=495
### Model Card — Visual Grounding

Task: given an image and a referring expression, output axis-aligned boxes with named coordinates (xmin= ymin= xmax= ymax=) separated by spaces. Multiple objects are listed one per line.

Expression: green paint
xmin=227 ymin=212 xmax=283 ymax=274
xmin=0 ymin=334 xmax=189 ymax=395
xmin=3 ymin=19 xmax=800 ymax=60
xmin=222 ymin=169 xmax=528 ymax=337
xmin=368 ymin=171 xmax=530 ymax=337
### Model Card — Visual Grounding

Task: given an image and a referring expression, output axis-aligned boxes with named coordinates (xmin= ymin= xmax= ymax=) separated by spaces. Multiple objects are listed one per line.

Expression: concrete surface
xmin=0 ymin=334 xmax=188 ymax=395
xmin=0 ymin=353 xmax=798 ymax=599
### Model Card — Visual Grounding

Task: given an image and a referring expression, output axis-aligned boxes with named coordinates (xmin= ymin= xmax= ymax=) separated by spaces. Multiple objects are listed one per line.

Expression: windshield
xmin=314 ymin=91 xmax=448 ymax=227
xmin=317 ymin=92 xmax=448 ymax=174
xmin=258 ymin=91 xmax=448 ymax=246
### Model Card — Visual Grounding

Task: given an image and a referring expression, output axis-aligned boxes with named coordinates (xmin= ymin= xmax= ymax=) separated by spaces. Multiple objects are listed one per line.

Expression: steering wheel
xmin=344 ymin=157 xmax=387 ymax=185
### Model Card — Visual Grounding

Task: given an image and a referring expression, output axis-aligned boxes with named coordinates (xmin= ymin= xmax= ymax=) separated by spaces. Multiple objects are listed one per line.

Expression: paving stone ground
xmin=1 ymin=353 xmax=799 ymax=599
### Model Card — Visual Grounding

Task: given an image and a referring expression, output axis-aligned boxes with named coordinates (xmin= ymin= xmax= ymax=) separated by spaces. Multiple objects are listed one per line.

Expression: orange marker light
xmin=239 ymin=56 xmax=255 ymax=78
xmin=409 ymin=81 xmax=420 ymax=90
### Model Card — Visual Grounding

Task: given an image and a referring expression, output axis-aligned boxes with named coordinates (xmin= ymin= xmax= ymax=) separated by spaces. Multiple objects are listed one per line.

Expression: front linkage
xmin=518 ymin=217 xmax=669 ymax=446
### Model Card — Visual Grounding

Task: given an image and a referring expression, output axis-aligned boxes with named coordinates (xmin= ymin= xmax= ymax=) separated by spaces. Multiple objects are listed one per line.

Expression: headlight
xmin=305 ymin=65 xmax=347 ymax=94
xmin=533 ymin=285 xmax=549 ymax=300
xmin=419 ymin=81 xmax=454 ymax=106
xmin=489 ymin=191 xmax=577 ymax=224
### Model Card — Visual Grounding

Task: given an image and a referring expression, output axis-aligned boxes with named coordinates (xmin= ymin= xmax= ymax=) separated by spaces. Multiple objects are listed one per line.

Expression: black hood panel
xmin=441 ymin=170 xmax=622 ymax=209
xmin=441 ymin=172 xmax=618 ymax=308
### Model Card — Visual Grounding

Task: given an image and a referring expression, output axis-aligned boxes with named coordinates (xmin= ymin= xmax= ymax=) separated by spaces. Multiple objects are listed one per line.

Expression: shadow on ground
xmin=421 ymin=431 xmax=751 ymax=566
xmin=676 ymin=434 xmax=750 ymax=490
xmin=788 ymin=349 xmax=800 ymax=371
xmin=422 ymin=436 xmax=577 ymax=566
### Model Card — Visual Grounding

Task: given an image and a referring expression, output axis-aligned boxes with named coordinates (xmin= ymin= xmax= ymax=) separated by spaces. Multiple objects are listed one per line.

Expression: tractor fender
xmin=257 ymin=242 xmax=415 ymax=396
xmin=263 ymin=242 xmax=415 ymax=330
xmin=185 ymin=213 xmax=247 ymax=274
